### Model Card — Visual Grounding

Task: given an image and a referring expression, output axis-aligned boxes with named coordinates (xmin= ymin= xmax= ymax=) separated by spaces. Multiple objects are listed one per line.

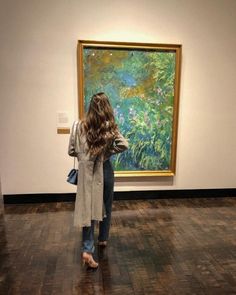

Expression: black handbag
xmin=67 ymin=165 xmax=78 ymax=185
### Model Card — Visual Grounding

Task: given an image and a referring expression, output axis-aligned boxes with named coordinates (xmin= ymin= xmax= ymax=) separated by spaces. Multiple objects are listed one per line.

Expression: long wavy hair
xmin=81 ymin=92 xmax=119 ymax=157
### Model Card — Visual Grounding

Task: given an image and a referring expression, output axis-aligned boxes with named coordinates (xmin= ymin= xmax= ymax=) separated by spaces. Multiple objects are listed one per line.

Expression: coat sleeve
xmin=68 ymin=120 xmax=79 ymax=157
xmin=105 ymin=131 xmax=129 ymax=159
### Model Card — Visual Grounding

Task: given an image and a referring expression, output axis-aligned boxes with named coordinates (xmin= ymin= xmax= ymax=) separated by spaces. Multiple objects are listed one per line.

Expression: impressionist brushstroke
xmin=83 ymin=47 xmax=176 ymax=171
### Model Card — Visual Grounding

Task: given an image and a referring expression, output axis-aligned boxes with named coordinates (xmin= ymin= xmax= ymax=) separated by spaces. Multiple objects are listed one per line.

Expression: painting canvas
xmin=77 ymin=41 xmax=181 ymax=176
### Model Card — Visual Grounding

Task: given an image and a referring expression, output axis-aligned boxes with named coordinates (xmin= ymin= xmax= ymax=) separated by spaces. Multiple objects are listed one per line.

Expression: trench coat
xmin=68 ymin=120 xmax=128 ymax=227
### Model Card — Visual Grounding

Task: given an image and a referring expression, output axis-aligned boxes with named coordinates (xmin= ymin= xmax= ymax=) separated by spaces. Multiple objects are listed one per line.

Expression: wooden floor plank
xmin=0 ymin=197 xmax=235 ymax=294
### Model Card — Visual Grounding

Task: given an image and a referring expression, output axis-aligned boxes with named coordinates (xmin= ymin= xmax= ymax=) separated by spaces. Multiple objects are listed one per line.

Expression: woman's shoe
xmin=97 ymin=240 xmax=107 ymax=247
xmin=81 ymin=252 xmax=99 ymax=269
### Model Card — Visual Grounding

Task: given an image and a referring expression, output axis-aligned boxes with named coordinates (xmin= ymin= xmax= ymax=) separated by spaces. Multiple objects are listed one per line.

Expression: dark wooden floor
xmin=0 ymin=197 xmax=235 ymax=295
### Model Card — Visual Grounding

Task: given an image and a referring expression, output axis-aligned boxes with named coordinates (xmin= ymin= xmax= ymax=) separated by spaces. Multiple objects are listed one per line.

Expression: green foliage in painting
xmin=83 ymin=48 xmax=176 ymax=171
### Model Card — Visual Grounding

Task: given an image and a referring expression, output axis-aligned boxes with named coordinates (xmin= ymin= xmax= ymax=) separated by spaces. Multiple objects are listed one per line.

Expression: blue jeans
xmin=81 ymin=159 xmax=114 ymax=254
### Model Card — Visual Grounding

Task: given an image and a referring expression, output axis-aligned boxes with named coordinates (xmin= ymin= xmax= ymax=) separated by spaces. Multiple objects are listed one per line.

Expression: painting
xmin=77 ymin=40 xmax=181 ymax=176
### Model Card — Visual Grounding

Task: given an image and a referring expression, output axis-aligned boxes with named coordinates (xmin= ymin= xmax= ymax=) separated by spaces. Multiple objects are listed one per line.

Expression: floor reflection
xmin=0 ymin=197 xmax=235 ymax=294
xmin=0 ymin=203 xmax=14 ymax=294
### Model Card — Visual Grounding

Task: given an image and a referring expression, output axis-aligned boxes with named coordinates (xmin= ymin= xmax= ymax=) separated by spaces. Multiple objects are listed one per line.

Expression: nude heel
xmin=81 ymin=252 xmax=99 ymax=269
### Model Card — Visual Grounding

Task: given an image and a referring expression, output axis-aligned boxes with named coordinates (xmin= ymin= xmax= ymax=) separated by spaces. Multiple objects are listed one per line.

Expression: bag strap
xmin=73 ymin=120 xmax=81 ymax=169
xmin=73 ymin=155 xmax=76 ymax=169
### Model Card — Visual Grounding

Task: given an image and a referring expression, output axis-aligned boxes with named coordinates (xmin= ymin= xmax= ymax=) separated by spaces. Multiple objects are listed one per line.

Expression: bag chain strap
xmin=74 ymin=121 xmax=80 ymax=169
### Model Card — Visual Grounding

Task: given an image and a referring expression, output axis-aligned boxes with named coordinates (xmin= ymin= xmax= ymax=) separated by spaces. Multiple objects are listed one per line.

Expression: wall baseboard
xmin=3 ymin=188 xmax=236 ymax=204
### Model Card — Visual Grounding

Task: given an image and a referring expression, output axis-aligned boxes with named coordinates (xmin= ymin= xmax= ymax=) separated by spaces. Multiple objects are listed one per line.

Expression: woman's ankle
xmin=98 ymin=240 xmax=107 ymax=246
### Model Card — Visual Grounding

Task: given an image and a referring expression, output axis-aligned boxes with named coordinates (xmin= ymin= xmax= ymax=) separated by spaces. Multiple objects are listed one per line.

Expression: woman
xmin=68 ymin=92 xmax=128 ymax=269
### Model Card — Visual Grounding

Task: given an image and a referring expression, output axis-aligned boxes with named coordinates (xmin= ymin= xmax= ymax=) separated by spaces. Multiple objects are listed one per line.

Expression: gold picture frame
xmin=77 ymin=40 xmax=182 ymax=177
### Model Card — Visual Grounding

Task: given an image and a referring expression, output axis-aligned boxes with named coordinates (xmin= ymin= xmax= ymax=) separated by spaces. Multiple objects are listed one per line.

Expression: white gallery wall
xmin=0 ymin=0 xmax=236 ymax=195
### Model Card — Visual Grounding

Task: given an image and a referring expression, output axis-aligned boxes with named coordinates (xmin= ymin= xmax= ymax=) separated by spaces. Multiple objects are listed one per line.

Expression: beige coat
xmin=68 ymin=120 xmax=128 ymax=227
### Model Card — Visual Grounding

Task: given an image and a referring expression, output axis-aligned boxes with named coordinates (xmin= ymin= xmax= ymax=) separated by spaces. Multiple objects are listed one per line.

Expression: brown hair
xmin=81 ymin=92 xmax=119 ymax=157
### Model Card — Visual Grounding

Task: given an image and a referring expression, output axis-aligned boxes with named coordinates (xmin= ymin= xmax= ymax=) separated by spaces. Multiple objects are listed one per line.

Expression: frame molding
xmin=77 ymin=40 xmax=182 ymax=177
